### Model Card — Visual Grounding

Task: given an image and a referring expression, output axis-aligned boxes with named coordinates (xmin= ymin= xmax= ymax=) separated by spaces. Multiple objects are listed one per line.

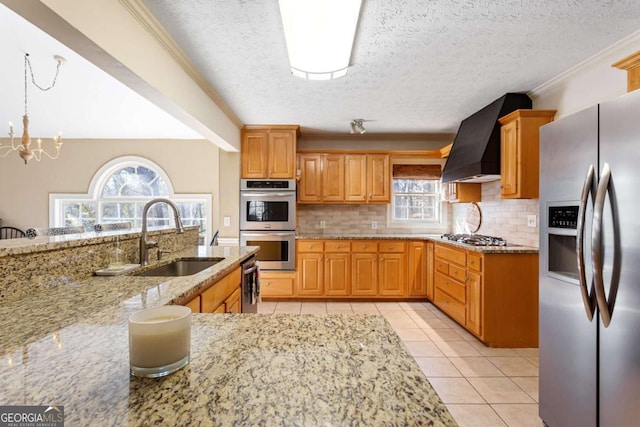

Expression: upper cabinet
xmin=499 ymin=110 xmax=556 ymax=199
xmin=241 ymin=125 xmax=299 ymax=178
xmin=298 ymin=152 xmax=390 ymax=204
xmin=443 ymin=182 xmax=481 ymax=203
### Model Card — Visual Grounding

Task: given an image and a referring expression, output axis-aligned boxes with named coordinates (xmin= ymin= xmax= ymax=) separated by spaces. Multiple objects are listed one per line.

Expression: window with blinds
xmin=391 ymin=164 xmax=442 ymax=223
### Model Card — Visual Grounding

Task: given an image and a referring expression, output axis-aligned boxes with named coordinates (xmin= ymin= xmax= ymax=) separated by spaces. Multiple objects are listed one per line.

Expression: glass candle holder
xmin=128 ymin=305 xmax=191 ymax=378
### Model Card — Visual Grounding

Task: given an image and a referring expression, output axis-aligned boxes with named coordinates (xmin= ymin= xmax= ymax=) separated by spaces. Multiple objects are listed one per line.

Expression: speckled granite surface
xmin=297 ymin=233 xmax=538 ymax=254
xmin=0 ymin=244 xmax=456 ymax=426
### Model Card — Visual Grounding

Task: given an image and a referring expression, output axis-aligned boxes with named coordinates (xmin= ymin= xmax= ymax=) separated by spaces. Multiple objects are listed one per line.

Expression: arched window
xmin=50 ymin=156 xmax=212 ymax=243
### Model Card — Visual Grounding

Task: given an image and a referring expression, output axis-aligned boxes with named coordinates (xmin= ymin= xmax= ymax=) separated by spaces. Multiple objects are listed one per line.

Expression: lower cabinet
xmin=433 ymin=242 xmax=538 ymax=347
xmin=182 ymin=267 xmax=242 ymax=314
xmin=287 ymin=239 xmax=420 ymax=299
xmin=260 ymin=271 xmax=295 ymax=297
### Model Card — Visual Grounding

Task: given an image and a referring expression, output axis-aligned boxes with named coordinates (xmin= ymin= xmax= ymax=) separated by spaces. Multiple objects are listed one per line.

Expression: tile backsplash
xmin=451 ymin=181 xmax=540 ymax=247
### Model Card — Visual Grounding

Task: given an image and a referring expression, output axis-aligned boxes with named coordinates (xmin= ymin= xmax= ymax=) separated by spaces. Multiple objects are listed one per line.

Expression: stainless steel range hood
xmin=442 ymin=93 xmax=532 ymax=183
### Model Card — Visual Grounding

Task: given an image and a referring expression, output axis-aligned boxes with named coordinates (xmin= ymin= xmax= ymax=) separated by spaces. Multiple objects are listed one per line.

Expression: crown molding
xmin=300 ymin=132 xmax=455 ymax=142
xmin=118 ymin=0 xmax=242 ymax=127
xmin=529 ymin=29 xmax=640 ymax=100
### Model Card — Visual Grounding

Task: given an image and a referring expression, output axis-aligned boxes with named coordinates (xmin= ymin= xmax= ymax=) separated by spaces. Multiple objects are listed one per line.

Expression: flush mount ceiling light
xmin=1 ymin=53 xmax=64 ymax=164
xmin=278 ymin=0 xmax=363 ymax=80
xmin=350 ymin=119 xmax=366 ymax=134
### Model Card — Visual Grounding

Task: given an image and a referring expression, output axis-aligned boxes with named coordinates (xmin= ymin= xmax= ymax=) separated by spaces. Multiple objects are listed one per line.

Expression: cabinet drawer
xmin=379 ymin=241 xmax=405 ymax=253
xmin=435 ymin=259 xmax=449 ymax=275
xmin=324 ymin=241 xmax=351 ymax=252
xmin=201 ymin=268 xmax=241 ymax=313
xmin=434 ymin=288 xmax=466 ymax=324
xmin=352 ymin=241 xmax=377 ymax=253
xmin=467 ymin=254 xmax=482 ymax=272
xmin=261 ymin=275 xmax=295 ymax=297
xmin=435 ymin=272 xmax=466 ymax=303
xmin=449 ymin=265 xmax=467 ymax=283
xmin=298 ymin=240 xmax=323 ymax=252
xmin=435 ymin=244 xmax=466 ymax=266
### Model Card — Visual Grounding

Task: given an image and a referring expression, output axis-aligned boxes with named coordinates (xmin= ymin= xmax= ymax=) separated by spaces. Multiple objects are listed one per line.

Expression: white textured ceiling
xmin=2 ymin=1 xmax=640 ymax=141
xmin=141 ymin=0 xmax=640 ymax=135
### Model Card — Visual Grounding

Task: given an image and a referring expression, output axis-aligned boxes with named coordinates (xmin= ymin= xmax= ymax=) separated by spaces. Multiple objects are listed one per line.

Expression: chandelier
xmin=1 ymin=53 xmax=65 ymax=164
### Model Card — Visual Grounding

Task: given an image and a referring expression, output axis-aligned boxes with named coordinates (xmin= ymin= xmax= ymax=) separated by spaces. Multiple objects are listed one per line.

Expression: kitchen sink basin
xmin=135 ymin=257 xmax=225 ymax=277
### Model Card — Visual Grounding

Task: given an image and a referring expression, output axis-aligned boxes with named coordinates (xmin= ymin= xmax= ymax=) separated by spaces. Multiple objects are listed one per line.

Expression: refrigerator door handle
xmin=592 ymin=162 xmax=621 ymax=327
xmin=577 ymin=164 xmax=597 ymax=321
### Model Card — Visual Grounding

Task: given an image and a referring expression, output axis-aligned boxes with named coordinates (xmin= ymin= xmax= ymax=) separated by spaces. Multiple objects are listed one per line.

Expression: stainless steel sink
xmin=135 ymin=257 xmax=225 ymax=277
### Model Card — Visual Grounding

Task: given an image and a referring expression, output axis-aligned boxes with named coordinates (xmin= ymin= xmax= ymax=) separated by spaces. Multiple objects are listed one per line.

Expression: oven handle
xmin=241 ymin=232 xmax=296 ymax=237
xmin=240 ymin=192 xmax=295 ymax=198
xmin=244 ymin=265 xmax=258 ymax=274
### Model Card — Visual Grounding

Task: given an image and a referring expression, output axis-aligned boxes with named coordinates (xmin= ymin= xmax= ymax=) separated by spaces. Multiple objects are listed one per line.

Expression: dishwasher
xmin=241 ymin=254 xmax=259 ymax=313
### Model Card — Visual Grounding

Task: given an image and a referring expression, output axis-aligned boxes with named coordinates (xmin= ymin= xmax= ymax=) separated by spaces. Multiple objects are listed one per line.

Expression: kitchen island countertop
xmin=0 ymin=245 xmax=456 ymax=426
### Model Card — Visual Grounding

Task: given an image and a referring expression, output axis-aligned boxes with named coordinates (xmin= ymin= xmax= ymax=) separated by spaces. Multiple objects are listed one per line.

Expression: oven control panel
xmin=548 ymin=205 xmax=579 ymax=229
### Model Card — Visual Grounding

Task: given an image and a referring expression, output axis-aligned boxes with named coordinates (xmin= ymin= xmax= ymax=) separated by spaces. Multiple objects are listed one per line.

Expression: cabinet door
xmin=298 ymin=154 xmax=322 ymax=202
xmin=351 ymin=253 xmax=377 ymax=296
xmin=267 ymin=131 xmax=295 ymax=178
xmin=379 ymin=253 xmax=406 ymax=296
xmin=241 ymin=131 xmax=268 ymax=178
xmin=500 ymin=119 xmax=519 ymax=197
xmin=426 ymin=242 xmax=435 ymax=300
xmin=297 ymin=253 xmax=324 ymax=295
xmin=344 ymin=154 xmax=367 ymax=202
xmin=225 ymin=287 xmax=242 ymax=313
xmin=325 ymin=253 xmax=350 ymax=296
xmin=466 ymin=271 xmax=482 ymax=335
xmin=185 ymin=295 xmax=201 ymax=313
xmin=322 ymin=154 xmax=345 ymax=202
xmin=408 ymin=242 xmax=427 ymax=297
xmin=367 ymin=154 xmax=390 ymax=202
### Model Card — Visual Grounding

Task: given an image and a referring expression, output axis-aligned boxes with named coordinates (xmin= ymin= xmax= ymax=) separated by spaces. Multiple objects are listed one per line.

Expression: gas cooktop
xmin=441 ymin=233 xmax=507 ymax=246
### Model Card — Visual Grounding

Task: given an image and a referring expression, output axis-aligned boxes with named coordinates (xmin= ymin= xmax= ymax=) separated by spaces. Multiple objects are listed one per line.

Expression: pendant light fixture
xmin=1 ymin=53 xmax=65 ymax=164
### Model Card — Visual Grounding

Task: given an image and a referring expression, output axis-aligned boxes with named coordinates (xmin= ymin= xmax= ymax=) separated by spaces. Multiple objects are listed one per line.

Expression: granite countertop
xmin=0 ymin=245 xmax=456 ymax=426
xmin=297 ymin=233 xmax=538 ymax=254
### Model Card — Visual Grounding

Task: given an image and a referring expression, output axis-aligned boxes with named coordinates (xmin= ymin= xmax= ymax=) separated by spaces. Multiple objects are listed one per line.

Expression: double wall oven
xmin=239 ymin=179 xmax=296 ymax=271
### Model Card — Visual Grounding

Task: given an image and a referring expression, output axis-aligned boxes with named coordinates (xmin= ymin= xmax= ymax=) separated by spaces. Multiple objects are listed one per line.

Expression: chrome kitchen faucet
xmin=139 ymin=198 xmax=184 ymax=266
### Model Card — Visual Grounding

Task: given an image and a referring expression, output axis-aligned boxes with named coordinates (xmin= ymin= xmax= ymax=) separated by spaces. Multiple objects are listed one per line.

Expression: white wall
xmin=0 ymin=138 xmax=220 ymax=233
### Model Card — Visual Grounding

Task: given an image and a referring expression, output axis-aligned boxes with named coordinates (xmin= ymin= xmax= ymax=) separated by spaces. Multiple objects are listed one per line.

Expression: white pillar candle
xmin=128 ymin=305 xmax=191 ymax=378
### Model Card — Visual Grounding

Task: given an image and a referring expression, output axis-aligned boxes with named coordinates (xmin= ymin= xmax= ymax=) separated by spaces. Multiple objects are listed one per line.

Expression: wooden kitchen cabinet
xmin=367 ymin=154 xmax=391 ymax=202
xmin=378 ymin=241 xmax=406 ymax=296
xmin=224 ymin=287 xmax=242 ymax=313
xmin=298 ymin=152 xmax=390 ymax=204
xmin=408 ymin=242 xmax=427 ymax=297
xmin=201 ymin=267 xmax=242 ymax=313
xmin=241 ymin=125 xmax=299 ymax=179
xmin=260 ymin=271 xmax=295 ymax=298
xmin=297 ymin=252 xmax=324 ymax=296
xmin=426 ymin=242 xmax=435 ymax=300
xmin=324 ymin=241 xmax=351 ymax=296
xmin=297 ymin=153 xmax=344 ymax=202
xmin=499 ymin=110 xmax=556 ymax=199
xmin=443 ymin=182 xmax=481 ymax=203
xmin=433 ymin=242 xmax=538 ymax=347
xmin=185 ymin=295 xmax=201 ymax=313
xmin=351 ymin=253 xmax=378 ymax=296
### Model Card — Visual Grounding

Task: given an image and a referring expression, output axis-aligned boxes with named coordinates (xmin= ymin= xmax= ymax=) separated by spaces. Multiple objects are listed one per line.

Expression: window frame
xmin=49 ymin=156 xmax=212 ymax=243
xmin=386 ymin=159 xmax=448 ymax=232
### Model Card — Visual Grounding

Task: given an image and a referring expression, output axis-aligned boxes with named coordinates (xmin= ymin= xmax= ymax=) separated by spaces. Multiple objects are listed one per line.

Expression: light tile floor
xmin=258 ymin=300 xmax=542 ymax=427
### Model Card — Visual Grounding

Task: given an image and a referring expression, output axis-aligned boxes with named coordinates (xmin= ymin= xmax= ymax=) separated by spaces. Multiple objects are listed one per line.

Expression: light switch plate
xmin=223 ymin=216 xmax=231 ymax=227
xmin=371 ymin=221 xmax=377 ymax=229
xmin=320 ymin=220 xmax=326 ymax=229
xmin=527 ymin=215 xmax=537 ymax=228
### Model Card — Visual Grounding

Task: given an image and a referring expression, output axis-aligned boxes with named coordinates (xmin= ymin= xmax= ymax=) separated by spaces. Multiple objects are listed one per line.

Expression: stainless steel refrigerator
xmin=539 ymin=88 xmax=640 ymax=426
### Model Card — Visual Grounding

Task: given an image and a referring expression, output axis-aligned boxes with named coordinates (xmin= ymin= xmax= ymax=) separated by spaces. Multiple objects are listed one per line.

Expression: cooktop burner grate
xmin=441 ymin=233 xmax=507 ymax=246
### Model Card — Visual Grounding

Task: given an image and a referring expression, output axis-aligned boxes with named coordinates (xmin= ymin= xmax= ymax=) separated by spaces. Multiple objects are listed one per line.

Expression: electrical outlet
xmin=527 ymin=215 xmax=537 ymax=228
xmin=223 ymin=216 xmax=231 ymax=227
xmin=320 ymin=220 xmax=326 ymax=229
xmin=371 ymin=221 xmax=377 ymax=229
